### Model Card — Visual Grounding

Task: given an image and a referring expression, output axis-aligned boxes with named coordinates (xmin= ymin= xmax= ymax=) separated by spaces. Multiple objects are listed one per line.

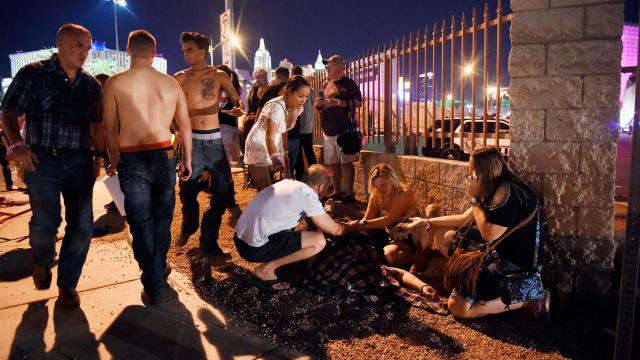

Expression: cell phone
xmin=318 ymin=90 xmax=324 ymax=99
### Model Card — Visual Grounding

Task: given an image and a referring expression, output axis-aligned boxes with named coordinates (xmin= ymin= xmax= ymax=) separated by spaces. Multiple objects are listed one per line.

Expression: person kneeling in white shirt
xmin=234 ymin=164 xmax=359 ymax=291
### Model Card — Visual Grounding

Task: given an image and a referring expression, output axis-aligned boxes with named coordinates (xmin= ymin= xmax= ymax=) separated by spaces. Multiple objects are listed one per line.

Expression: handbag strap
xmin=345 ymin=98 xmax=359 ymax=130
xmin=486 ymin=202 xmax=538 ymax=254
xmin=532 ymin=208 xmax=541 ymax=269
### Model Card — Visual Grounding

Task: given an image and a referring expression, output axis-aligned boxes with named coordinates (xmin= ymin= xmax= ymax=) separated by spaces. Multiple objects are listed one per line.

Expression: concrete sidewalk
xmin=0 ymin=178 xmax=306 ymax=359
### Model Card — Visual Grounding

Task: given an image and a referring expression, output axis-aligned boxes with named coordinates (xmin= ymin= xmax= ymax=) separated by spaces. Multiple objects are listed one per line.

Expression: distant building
xmin=278 ymin=58 xmax=293 ymax=71
xmin=418 ymin=72 xmax=434 ymax=102
xmin=302 ymin=64 xmax=315 ymax=77
xmin=253 ymin=38 xmax=272 ymax=82
xmin=621 ymin=23 xmax=638 ymax=100
xmin=620 ymin=23 xmax=638 ymax=129
xmin=0 ymin=78 xmax=11 ymax=102
xmin=314 ymin=50 xmax=325 ymax=71
xmin=9 ymin=41 xmax=167 ymax=77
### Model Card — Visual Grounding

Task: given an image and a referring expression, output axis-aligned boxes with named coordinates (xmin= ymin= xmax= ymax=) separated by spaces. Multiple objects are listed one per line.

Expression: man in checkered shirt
xmin=0 ymin=24 xmax=104 ymax=307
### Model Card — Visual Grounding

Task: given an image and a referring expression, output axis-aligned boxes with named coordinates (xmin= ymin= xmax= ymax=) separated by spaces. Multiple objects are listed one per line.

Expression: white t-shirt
xmin=244 ymin=96 xmax=304 ymax=166
xmin=235 ymin=179 xmax=325 ymax=247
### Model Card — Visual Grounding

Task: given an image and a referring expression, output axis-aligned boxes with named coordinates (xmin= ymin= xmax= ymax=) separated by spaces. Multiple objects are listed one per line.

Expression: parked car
xmin=421 ymin=117 xmax=462 ymax=157
xmin=450 ymin=118 xmax=511 ymax=159
xmin=422 ymin=117 xmax=510 ymax=160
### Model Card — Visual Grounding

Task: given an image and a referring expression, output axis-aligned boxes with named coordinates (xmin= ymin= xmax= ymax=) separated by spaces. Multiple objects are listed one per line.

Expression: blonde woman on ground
xmin=352 ymin=164 xmax=432 ymax=267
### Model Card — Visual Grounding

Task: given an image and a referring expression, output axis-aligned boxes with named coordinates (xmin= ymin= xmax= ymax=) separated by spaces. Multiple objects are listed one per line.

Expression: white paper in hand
xmin=103 ymin=174 xmax=126 ymax=216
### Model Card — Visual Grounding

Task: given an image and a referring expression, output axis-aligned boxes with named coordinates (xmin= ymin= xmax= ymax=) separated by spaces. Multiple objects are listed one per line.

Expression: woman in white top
xmin=244 ymin=75 xmax=309 ymax=191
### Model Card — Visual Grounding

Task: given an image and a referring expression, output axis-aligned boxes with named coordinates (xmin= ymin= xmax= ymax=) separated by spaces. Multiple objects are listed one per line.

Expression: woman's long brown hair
xmin=471 ymin=147 xmax=533 ymax=204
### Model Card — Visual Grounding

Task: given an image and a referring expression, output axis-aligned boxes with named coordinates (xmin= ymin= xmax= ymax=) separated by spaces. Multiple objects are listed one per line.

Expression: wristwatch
xmin=361 ymin=219 xmax=369 ymax=228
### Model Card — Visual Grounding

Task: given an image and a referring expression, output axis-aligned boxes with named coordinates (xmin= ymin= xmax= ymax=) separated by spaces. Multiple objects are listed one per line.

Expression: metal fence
xmin=614 ymin=60 xmax=640 ymax=359
xmin=308 ymin=1 xmax=512 ymax=160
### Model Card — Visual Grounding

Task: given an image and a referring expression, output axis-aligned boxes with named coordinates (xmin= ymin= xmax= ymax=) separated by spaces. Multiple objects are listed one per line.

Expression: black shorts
xmin=234 ymin=229 xmax=302 ymax=263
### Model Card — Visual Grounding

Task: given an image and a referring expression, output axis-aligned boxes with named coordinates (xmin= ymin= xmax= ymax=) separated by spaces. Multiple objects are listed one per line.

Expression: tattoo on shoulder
xmin=201 ymin=79 xmax=216 ymax=100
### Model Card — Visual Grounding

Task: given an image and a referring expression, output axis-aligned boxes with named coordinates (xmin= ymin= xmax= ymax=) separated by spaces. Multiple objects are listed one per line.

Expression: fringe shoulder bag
xmin=443 ymin=204 xmax=538 ymax=296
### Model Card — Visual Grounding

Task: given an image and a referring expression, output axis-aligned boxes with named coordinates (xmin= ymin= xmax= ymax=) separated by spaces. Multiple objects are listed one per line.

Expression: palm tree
xmin=37 ymin=48 xmax=57 ymax=60
xmin=86 ymin=58 xmax=118 ymax=76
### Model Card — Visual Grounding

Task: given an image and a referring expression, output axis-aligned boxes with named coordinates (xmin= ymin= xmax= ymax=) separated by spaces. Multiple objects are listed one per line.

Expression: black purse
xmin=495 ymin=207 xmax=546 ymax=305
xmin=337 ymin=99 xmax=362 ymax=155
xmin=499 ymin=271 xmax=545 ymax=305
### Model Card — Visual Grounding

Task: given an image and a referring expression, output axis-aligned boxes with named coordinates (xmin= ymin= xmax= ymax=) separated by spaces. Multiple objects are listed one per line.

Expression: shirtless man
xmin=173 ymin=31 xmax=241 ymax=257
xmin=103 ymin=30 xmax=192 ymax=304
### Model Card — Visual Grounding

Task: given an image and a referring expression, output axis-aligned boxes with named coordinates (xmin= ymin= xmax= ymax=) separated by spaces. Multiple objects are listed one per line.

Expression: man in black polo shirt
xmin=0 ymin=24 xmax=103 ymax=307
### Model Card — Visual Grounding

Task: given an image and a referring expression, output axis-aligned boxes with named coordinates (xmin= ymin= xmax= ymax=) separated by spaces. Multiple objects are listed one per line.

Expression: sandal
xmin=250 ymin=276 xmax=290 ymax=292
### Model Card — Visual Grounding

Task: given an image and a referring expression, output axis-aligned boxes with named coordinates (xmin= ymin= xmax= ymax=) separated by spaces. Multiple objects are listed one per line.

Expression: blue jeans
xmin=25 ymin=146 xmax=95 ymax=290
xmin=118 ymin=148 xmax=176 ymax=298
xmin=0 ymin=142 xmax=13 ymax=187
xmin=179 ymin=138 xmax=233 ymax=254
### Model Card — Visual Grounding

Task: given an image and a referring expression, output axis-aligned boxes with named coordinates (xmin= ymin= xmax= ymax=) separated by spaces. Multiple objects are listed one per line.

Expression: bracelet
xmin=270 ymin=153 xmax=283 ymax=162
xmin=9 ymin=141 xmax=26 ymax=151
xmin=7 ymin=141 xmax=27 ymax=158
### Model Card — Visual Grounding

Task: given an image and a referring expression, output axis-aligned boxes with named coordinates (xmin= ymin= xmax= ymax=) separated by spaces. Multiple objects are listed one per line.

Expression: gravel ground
xmin=94 ymin=173 xmax=616 ymax=360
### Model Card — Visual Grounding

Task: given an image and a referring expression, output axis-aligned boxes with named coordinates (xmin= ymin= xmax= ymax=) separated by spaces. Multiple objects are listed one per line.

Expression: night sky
xmin=0 ymin=0 xmax=638 ymax=78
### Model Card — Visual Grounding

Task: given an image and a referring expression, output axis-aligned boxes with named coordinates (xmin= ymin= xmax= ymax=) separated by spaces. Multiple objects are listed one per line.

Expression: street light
xmin=229 ymin=34 xmax=240 ymax=48
xmin=463 ymin=65 xmax=473 ymax=76
xmin=110 ymin=0 xmax=127 ymax=52
xmin=208 ymin=33 xmax=241 ymax=66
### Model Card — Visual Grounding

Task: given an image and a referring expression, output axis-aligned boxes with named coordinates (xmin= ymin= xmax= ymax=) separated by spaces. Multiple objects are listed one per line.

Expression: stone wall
xmin=509 ymin=0 xmax=623 ymax=300
xmin=312 ymin=147 xmax=469 ymax=215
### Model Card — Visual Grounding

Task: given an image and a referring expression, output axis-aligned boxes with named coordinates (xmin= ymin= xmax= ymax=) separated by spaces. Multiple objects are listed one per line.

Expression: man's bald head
xmin=127 ymin=30 xmax=157 ymax=58
xmin=56 ymin=24 xmax=91 ymax=46
xmin=55 ymin=24 xmax=92 ymax=70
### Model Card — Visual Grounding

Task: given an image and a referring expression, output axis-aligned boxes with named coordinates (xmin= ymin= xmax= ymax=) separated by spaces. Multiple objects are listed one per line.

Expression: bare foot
xmin=253 ymin=263 xmax=277 ymax=281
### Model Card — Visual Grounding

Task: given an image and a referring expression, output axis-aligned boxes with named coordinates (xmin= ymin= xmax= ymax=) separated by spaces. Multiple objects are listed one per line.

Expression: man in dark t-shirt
xmin=314 ymin=55 xmax=362 ymax=203
xmin=256 ymin=66 xmax=289 ymax=113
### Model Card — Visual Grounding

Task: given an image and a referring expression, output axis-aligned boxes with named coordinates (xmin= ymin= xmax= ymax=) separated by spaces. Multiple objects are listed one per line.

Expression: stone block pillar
xmin=509 ymin=0 xmax=624 ymax=300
